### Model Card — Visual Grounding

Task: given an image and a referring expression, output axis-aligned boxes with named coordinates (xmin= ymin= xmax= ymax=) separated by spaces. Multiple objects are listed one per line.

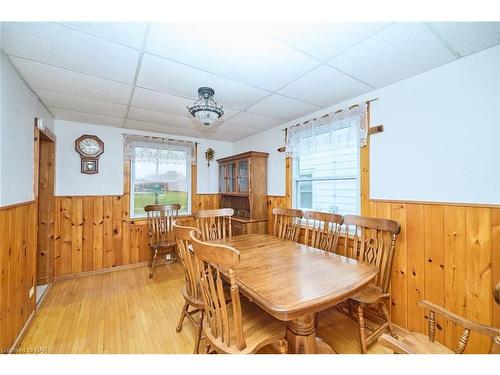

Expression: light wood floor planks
xmin=19 ymin=264 xmax=390 ymax=354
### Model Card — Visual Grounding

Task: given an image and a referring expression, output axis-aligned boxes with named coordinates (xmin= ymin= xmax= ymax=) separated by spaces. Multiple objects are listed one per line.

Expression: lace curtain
xmin=285 ymin=103 xmax=368 ymax=157
xmin=123 ymin=134 xmax=197 ymax=165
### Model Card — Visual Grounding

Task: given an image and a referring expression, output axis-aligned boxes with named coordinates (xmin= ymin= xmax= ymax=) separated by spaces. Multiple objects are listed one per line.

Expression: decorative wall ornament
xmin=205 ymin=148 xmax=215 ymax=167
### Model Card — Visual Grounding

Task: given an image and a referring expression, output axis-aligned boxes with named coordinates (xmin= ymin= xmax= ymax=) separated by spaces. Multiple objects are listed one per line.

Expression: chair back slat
xmin=194 ymin=208 xmax=234 ymax=241
xmin=145 ymin=204 xmax=180 ymax=247
xmin=173 ymin=219 xmax=200 ymax=301
xmin=189 ymin=230 xmax=246 ymax=351
xmin=342 ymin=215 xmax=400 ymax=293
xmin=303 ymin=211 xmax=343 ymax=252
xmin=272 ymin=207 xmax=303 ymax=241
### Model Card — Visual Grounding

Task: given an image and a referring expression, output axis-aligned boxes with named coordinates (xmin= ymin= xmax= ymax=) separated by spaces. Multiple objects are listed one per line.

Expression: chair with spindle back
xmin=379 ymin=300 xmax=500 ymax=354
xmin=272 ymin=207 xmax=303 ymax=242
xmin=338 ymin=214 xmax=401 ymax=354
xmin=145 ymin=204 xmax=180 ymax=278
xmin=189 ymin=230 xmax=288 ymax=354
xmin=303 ymin=211 xmax=343 ymax=252
xmin=194 ymin=208 xmax=234 ymax=241
xmin=173 ymin=220 xmax=205 ymax=353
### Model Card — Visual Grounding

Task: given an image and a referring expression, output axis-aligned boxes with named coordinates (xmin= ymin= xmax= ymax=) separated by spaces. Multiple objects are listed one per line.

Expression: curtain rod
xmin=282 ymin=97 xmax=378 ymax=132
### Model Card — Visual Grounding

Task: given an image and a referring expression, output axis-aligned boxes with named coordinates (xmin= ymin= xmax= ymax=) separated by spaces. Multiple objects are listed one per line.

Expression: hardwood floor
xmin=20 ymin=263 xmax=391 ymax=354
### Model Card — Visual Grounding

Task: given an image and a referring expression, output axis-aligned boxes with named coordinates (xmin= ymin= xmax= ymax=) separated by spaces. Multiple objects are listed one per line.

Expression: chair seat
xmin=182 ymin=286 xmax=204 ymax=309
xmin=203 ymin=296 xmax=287 ymax=354
xmin=350 ymin=284 xmax=389 ymax=305
xmin=398 ymin=332 xmax=454 ymax=354
xmin=182 ymin=282 xmax=232 ymax=310
xmin=152 ymin=240 xmax=176 ymax=250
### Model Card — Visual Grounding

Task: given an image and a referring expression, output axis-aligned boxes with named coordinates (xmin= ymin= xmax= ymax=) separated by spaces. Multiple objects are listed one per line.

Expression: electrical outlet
xmin=29 ymin=286 xmax=35 ymax=299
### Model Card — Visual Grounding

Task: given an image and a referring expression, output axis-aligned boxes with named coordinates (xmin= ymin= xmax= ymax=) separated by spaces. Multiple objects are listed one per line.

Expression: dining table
xmin=208 ymin=233 xmax=379 ymax=354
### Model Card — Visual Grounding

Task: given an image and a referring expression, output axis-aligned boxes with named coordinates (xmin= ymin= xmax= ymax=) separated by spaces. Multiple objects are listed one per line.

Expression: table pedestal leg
xmin=286 ymin=314 xmax=317 ymax=354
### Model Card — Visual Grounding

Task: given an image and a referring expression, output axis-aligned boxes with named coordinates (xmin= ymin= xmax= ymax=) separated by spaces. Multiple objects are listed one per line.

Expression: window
xmin=289 ymin=107 xmax=365 ymax=217
xmin=125 ymin=135 xmax=195 ymax=218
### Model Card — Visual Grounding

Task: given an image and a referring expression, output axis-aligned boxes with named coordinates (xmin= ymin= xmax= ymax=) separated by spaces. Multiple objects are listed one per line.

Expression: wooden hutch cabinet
xmin=217 ymin=151 xmax=269 ymax=235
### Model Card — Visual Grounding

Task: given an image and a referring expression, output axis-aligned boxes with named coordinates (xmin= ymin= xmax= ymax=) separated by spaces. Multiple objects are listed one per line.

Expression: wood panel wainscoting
xmin=0 ymin=201 xmax=38 ymax=352
xmin=266 ymin=195 xmax=500 ymax=354
xmin=51 ymin=194 xmax=221 ymax=278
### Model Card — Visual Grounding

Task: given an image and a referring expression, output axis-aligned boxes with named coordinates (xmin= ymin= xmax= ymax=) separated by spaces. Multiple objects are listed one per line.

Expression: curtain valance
xmin=123 ymin=134 xmax=197 ymax=165
xmin=285 ymin=103 xmax=368 ymax=157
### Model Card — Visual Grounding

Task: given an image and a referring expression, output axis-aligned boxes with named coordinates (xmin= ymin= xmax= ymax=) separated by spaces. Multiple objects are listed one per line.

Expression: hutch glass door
xmin=237 ymin=159 xmax=249 ymax=193
xmin=227 ymin=162 xmax=236 ymax=193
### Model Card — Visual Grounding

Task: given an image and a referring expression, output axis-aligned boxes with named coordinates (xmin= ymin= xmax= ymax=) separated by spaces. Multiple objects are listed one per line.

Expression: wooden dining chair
xmin=189 ymin=229 xmax=288 ymax=354
xmin=378 ymin=300 xmax=500 ymax=354
xmin=173 ymin=219 xmax=205 ymax=354
xmin=194 ymin=208 xmax=234 ymax=241
xmin=303 ymin=211 xmax=343 ymax=252
xmin=145 ymin=204 xmax=180 ymax=278
xmin=272 ymin=207 xmax=303 ymax=242
xmin=339 ymin=214 xmax=401 ymax=354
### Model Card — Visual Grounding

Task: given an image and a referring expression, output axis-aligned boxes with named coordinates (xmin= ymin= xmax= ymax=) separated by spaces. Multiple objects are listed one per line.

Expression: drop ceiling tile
xmin=427 ymin=22 xmax=500 ymax=57
xmin=35 ymin=88 xmax=128 ymax=118
xmin=10 ymin=57 xmax=132 ymax=104
xmin=279 ymin=65 xmax=372 ymax=107
xmin=209 ymin=123 xmax=261 ymax=137
xmin=131 ymin=87 xmax=240 ymax=120
xmin=329 ymin=23 xmax=456 ymax=88
xmin=265 ymin=22 xmax=391 ymax=61
xmin=2 ymin=22 xmax=140 ymax=83
xmin=131 ymin=87 xmax=195 ymax=116
xmin=49 ymin=107 xmax=124 ymax=127
xmin=128 ymin=106 xmax=204 ymax=130
xmin=58 ymin=22 xmax=148 ymax=49
xmin=125 ymin=119 xmax=204 ymax=137
xmin=138 ymin=54 xmax=269 ymax=110
xmin=224 ymin=111 xmax=283 ymax=130
xmin=246 ymin=94 xmax=320 ymax=121
xmin=147 ymin=23 xmax=319 ymax=91
xmin=201 ymin=131 xmax=246 ymax=142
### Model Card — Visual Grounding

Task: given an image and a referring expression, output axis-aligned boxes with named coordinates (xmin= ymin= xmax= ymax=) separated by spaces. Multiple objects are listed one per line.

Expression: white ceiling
xmin=2 ymin=22 xmax=500 ymax=142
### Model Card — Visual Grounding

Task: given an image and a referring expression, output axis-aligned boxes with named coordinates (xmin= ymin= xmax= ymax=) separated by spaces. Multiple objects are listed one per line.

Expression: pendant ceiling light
xmin=187 ymin=87 xmax=224 ymax=126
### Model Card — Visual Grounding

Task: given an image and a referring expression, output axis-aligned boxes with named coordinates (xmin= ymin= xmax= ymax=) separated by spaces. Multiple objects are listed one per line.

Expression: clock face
xmin=78 ymin=137 xmax=101 ymax=156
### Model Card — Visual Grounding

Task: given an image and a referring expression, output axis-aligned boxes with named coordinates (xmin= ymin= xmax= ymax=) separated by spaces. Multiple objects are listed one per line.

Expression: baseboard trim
xmin=7 ymin=310 xmax=36 ymax=354
xmin=54 ymin=261 xmax=150 ymax=282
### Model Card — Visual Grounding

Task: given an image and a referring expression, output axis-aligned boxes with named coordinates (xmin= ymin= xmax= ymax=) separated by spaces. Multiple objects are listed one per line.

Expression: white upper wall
xmin=54 ymin=120 xmax=233 ymax=196
xmin=0 ymin=50 xmax=55 ymax=206
xmin=234 ymin=45 xmax=500 ymax=205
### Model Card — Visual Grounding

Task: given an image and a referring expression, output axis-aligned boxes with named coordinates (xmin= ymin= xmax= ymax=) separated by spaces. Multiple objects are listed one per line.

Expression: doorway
xmin=36 ymin=125 xmax=55 ymax=305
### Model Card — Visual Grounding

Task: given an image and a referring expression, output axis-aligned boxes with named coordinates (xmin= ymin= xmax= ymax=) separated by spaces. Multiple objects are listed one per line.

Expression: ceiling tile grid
xmin=2 ymin=22 xmax=499 ymax=142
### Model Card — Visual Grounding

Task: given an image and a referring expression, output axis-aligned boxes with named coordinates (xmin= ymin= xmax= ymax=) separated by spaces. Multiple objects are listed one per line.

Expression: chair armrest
xmin=378 ymin=334 xmax=416 ymax=354
xmin=418 ymin=300 xmax=500 ymax=338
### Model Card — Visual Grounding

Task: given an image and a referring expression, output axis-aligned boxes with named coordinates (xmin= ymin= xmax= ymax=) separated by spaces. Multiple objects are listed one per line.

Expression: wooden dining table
xmin=208 ymin=233 xmax=379 ymax=354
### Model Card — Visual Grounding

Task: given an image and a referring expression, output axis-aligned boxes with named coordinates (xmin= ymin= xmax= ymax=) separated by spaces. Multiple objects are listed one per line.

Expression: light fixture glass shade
xmin=187 ymin=87 xmax=224 ymax=126
xmin=195 ymin=110 xmax=220 ymax=125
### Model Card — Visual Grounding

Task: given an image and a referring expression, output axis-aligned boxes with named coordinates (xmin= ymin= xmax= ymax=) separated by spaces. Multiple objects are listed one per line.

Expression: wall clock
xmin=75 ymin=134 xmax=104 ymax=174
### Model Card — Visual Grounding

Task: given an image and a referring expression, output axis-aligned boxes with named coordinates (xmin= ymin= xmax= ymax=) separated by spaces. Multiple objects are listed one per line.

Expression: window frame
xmin=129 ymin=145 xmax=192 ymax=219
xmin=291 ymin=127 xmax=361 ymax=216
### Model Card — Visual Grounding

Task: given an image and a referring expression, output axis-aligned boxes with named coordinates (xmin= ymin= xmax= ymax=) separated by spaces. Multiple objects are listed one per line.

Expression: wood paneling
xmin=52 ymin=194 xmax=220 ymax=277
xmin=362 ymin=201 xmax=498 ymax=353
xmin=0 ymin=202 xmax=37 ymax=351
xmin=265 ymin=197 xmax=499 ymax=353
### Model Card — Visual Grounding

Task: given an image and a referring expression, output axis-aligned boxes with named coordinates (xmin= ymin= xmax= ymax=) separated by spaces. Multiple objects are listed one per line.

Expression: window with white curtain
xmin=287 ymin=105 xmax=367 ymax=216
xmin=124 ymin=135 xmax=196 ymax=218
